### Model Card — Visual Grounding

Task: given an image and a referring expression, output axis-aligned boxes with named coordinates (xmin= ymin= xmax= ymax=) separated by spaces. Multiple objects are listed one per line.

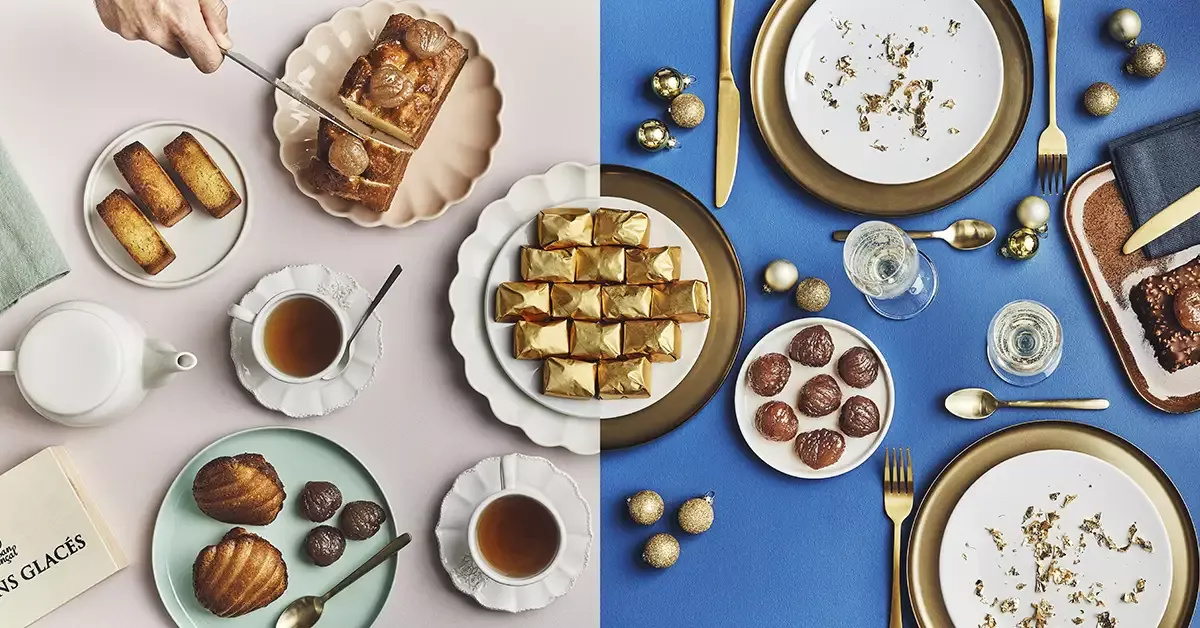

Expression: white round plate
xmin=735 ymin=318 xmax=894 ymax=479
xmin=84 ymin=121 xmax=251 ymax=288
xmin=782 ymin=0 xmax=1003 ymax=184
xmin=275 ymin=0 xmax=502 ymax=228
xmin=939 ymin=450 xmax=1172 ymax=628
xmin=450 ymin=163 xmax=601 ymax=455
xmin=484 ymin=208 xmax=710 ymax=420
xmin=229 ymin=264 xmax=382 ymax=418
xmin=435 ymin=454 xmax=593 ymax=613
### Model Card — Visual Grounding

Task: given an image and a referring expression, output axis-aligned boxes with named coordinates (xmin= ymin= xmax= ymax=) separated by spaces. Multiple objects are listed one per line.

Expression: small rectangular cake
xmin=1131 ymin=255 xmax=1200 ymax=372
xmin=337 ymin=14 xmax=468 ymax=148
xmin=163 ymin=132 xmax=241 ymax=218
xmin=96 ymin=189 xmax=175 ymax=275
xmin=113 ymin=141 xmax=190 ymax=227
xmin=303 ymin=120 xmax=411 ymax=213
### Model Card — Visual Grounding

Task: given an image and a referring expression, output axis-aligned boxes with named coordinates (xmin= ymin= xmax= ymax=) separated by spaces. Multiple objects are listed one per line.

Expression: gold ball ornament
xmin=650 ymin=67 xmax=696 ymax=100
xmin=795 ymin=277 xmax=831 ymax=312
xmin=636 ymin=119 xmax=679 ymax=152
xmin=1083 ymin=82 xmax=1119 ymax=117
xmin=762 ymin=259 xmax=799 ymax=293
xmin=677 ymin=492 xmax=715 ymax=535
xmin=1016 ymin=195 xmax=1052 ymax=232
xmin=1000 ymin=227 xmax=1041 ymax=260
xmin=627 ymin=490 xmax=665 ymax=526
xmin=642 ymin=533 xmax=680 ymax=569
xmin=1107 ymin=8 xmax=1142 ymax=46
xmin=668 ymin=93 xmax=706 ymax=129
xmin=1126 ymin=43 xmax=1166 ymax=78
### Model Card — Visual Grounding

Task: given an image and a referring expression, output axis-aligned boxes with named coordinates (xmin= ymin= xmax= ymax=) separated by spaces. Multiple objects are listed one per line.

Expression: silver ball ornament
xmin=1016 ymin=195 xmax=1051 ymax=231
xmin=762 ymin=259 xmax=799 ymax=293
xmin=1107 ymin=8 xmax=1142 ymax=45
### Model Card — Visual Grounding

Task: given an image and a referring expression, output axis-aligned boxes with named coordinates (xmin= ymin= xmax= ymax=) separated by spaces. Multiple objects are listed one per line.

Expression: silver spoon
xmin=945 ymin=388 xmax=1109 ymax=420
xmin=832 ymin=219 xmax=997 ymax=251
xmin=323 ymin=264 xmax=403 ymax=381
xmin=276 ymin=533 xmax=412 ymax=628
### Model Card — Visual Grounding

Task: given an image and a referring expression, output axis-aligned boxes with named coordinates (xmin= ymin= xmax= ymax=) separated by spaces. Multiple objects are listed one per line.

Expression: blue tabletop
xmin=600 ymin=0 xmax=1200 ymax=625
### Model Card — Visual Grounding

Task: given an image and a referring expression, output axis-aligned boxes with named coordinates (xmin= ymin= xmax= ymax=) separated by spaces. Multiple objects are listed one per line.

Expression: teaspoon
xmin=833 ymin=219 xmax=997 ymax=251
xmin=276 ymin=533 xmax=412 ymax=628
xmin=945 ymin=388 xmax=1110 ymax=420
xmin=323 ymin=264 xmax=403 ymax=380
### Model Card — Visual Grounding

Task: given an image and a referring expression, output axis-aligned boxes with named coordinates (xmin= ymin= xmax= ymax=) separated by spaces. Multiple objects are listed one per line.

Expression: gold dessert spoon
xmin=945 ymin=388 xmax=1109 ymax=420
xmin=833 ymin=219 xmax=997 ymax=251
xmin=276 ymin=533 xmax=412 ymax=628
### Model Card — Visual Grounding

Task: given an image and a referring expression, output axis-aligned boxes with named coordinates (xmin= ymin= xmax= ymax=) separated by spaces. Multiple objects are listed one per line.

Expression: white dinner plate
xmin=783 ymin=0 xmax=1003 ymax=184
xmin=939 ymin=450 xmax=1173 ymax=628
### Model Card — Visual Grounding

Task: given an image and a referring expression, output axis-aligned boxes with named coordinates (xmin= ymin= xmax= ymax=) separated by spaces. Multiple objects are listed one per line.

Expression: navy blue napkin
xmin=1109 ymin=110 xmax=1200 ymax=259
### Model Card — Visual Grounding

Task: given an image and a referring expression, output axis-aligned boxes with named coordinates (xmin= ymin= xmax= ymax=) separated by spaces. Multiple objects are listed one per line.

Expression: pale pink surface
xmin=0 ymin=1 xmax=599 ymax=626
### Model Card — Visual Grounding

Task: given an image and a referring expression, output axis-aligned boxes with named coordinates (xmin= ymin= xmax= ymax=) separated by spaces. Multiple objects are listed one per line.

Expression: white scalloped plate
xmin=436 ymin=454 xmax=593 ymax=613
xmin=449 ymin=163 xmax=601 ymax=454
xmin=229 ymin=264 xmax=383 ymax=418
xmin=274 ymin=0 xmax=502 ymax=228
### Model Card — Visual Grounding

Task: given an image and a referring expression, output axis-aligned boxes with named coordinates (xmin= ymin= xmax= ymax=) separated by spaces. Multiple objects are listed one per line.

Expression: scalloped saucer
xmin=229 ymin=264 xmax=383 ymax=417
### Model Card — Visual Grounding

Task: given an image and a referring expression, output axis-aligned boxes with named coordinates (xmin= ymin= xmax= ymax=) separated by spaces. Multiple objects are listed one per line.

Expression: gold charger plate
xmin=908 ymin=421 xmax=1198 ymax=627
xmin=599 ymin=166 xmax=745 ymax=450
xmin=750 ymin=0 xmax=1033 ymax=215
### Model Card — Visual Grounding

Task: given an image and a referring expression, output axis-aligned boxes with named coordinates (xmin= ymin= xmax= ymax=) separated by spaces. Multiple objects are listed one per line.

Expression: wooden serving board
xmin=1065 ymin=163 xmax=1200 ymax=413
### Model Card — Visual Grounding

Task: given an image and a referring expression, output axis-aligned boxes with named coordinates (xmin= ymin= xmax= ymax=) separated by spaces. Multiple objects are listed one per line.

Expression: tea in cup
xmin=228 ymin=290 xmax=346 ymax=383
xmin=467 ymin=454 xmax=566 ymax=586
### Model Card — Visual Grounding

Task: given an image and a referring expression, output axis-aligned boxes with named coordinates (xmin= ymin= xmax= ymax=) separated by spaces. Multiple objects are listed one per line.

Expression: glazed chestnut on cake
xmin=795 ymin=429 xmax=846 ymax=470
xmin=1176 ymin=286 xmax=1200 ymax=333
xmin=837 ymin=346 xmax=880 ymax=388
xmin=797 ymin=374 xmax=841 ymax=417
xmin=839 ymin=395 xmax=881 ymax=438
xmin=747 ymin=352 xmax=791 ymax=396
xmin=755 ymin=401 xmax=799 ymax=442
xmin=789 ymin=326 xmax=834 ymax=367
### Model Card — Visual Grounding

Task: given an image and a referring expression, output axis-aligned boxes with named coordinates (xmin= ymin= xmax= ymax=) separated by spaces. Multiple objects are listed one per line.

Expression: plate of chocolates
xmin=735 ymin=318 xmax=894 ymax=479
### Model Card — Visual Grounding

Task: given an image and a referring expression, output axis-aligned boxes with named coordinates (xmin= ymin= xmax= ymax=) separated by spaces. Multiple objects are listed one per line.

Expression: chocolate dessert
xmin=1131 ymin=256 xmax=1200 ymax=372
xmin=839 ymin=395 xmax=881 ymax=437
xmin=789 ymin=326 xmax=834 ymax=367
xmin=837 ymin=346 xmax=879 ymax=388
xmin=795 ymin=429 xmax=845 ymax=470
xmin=797 ymin=374 xmax=841 ymax=417
xmin=747 ymin=352 xmax=791 ymax=396
xmin=340 ymin=501 xmax=387 ymax=540
xmin=305 ymin=526 xmax=346 ymax=567
xmin=754 ymin=401 xmax=799 ymax=442
xmin=300 ymin=481 xmax=343 ymax=523
xmin=1176 ymin=286 xmax=1200 ymax=333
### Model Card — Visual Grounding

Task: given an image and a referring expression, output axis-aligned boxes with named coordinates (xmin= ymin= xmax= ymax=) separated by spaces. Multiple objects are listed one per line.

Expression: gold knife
xmin=715 ymin=0 xmax=740 ymax=208
xmin=1122 ymin=186 xmax=1200 ymax=254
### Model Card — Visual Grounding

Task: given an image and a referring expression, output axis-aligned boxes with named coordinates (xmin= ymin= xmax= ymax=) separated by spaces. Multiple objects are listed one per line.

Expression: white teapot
xmin=0 ymin=300 xmax=196 ymax=427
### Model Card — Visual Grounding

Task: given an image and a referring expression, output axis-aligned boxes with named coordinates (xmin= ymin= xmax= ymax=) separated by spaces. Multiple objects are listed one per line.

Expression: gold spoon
xmin=945 ymin=388 xmax=1109 ymax=420
xmin=832 ymin=219 xmax=997 ymax=251
xmin=276 ymin=533 xmax=411 ymax=628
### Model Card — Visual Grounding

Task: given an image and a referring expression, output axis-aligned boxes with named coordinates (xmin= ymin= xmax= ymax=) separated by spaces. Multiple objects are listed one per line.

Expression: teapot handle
xmin=0 ymin=351 xmax=13 ymax=374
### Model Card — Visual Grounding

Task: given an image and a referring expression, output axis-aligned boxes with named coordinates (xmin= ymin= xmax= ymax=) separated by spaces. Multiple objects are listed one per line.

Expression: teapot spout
xmin=144 ymin=339 xmax=197 ymax=389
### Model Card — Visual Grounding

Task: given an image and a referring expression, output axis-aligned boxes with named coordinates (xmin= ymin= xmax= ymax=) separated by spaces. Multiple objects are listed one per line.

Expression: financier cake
xmin=192 ymin=453 xmax=286 ymax=525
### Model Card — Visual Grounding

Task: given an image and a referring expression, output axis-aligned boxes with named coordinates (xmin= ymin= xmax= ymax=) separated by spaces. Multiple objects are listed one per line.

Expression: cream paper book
xmin=0 ymin=447 xmax=127 ymax=628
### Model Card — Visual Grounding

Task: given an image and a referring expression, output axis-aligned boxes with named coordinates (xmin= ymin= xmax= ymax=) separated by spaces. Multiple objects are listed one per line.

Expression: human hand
xmin=94 ymin=0 xmax=233 ymax=73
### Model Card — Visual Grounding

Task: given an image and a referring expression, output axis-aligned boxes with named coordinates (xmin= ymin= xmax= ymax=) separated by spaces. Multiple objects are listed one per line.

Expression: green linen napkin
xmin=0 ymin=138 xmax=68 ymax=312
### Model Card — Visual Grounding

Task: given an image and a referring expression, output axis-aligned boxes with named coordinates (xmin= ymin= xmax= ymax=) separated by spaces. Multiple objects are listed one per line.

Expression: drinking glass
xmin=842 ymin=221 xmax=938 ymax=320
xmin=987 ymin=300 xmax=1063 ymax=386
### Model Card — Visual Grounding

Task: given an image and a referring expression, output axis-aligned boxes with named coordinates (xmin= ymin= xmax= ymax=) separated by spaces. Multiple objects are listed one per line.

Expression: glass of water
xmin=987 ymin=300 xmax=1063 ymax=386
xmin=842 ymin=221 xmax=938 ymax=320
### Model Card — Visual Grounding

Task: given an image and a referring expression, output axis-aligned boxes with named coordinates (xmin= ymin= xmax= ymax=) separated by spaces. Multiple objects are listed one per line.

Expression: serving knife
xmin=223 ymin=50 xmax=370 ymax=144
xmin=714 ymin=0 xmax=740 ymax=208
xmin=1122 ymin=186 xmax=1200 ymax=255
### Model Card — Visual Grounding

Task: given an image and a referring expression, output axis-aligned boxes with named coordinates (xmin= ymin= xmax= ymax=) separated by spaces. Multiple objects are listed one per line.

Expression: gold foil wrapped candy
xmin=598 ymin=357 xmax=652 ymax=399
xmin=593 ymin=208 xmax=650 ymax=248
xmin=576 ymin=246 xmax=626 ymax=283
xmin=623 ymin=319 xmax=681 ymax=362
xmin=626 ymin=246 xmax=681 ymax=285
xmin=521 ymin=247 xmax=576 ymax=283
xmin=542 ymin=357 xmax=597 ymax=399
xmin=514 ymin=319 xmax=570 ymax=360
xmin=495 ymin=282 xmax=551 ymax=322
xmin=571 ymin=321 xmax=622 ymax=360
xmin=601 ymin=285 xmax=654 ymax=320
xmin=551 ymin=284 xmax=602 ymax=320
xmin=537 ymin=208 xmax=593 ymax=249
xmin=652 ymin=280 xmax=710 ymax=322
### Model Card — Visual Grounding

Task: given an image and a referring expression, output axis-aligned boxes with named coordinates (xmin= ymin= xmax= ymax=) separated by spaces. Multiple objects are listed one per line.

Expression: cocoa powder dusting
xmin=1082 ymin=181 xmax=1155 ymax=301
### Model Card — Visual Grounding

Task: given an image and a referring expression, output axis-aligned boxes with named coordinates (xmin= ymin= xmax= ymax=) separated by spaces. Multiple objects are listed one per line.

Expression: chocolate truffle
xmin=795 ymin=429 xmax=846 ymax=470
xmin=1176 ymin=286 xmax=1200 ymax=333
xmin=300 ymin=481 xmax=343 ymax=523
xmin=747 ymin=352 xmax=791 ymax=397
xmin=789 ymin=325 xmax=834 ymax=367
xmin=837 ymin=346 xmax=880 ymax=388
xmin=340 ymin=500 xmax=387 ymax=540
xmin=305 ymin=525 xmax=346 ymax=567
xmin=755 ymin=401 xmax=799 ymax=442
xmin=798 ymin=374 xmax=842 ymax=417
xmin=840 ymin=395 xmax=881 ymax=437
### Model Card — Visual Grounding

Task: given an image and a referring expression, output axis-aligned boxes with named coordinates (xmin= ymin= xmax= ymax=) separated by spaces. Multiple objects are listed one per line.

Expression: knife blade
xmin=223 ymin=50 xmax=370 ymax=144
xmin=1122 ymin=186 xmax=1200 ymax=255
xmin=714 ymin=0 xmax=740 ymax=208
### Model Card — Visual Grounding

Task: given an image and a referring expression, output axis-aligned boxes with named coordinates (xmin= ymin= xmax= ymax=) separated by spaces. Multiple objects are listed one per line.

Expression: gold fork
xmin=1036 ymin=0 xmax=1067 ymax=195
xmin=884 ymin=448 xmax=914 ymax=628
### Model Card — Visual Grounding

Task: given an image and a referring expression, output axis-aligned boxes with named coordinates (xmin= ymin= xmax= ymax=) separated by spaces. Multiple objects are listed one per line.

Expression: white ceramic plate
xmin=435 ymin=454 xmax=592 ymax=613
xmin=84 ymin=121 xmax=251 ymax=288
xmin=450 ymin=163 xmax=601 ymax=455
xmin=939 ymin=450 xmax=1172 ymax=628
xmin=229 ymin=264 xmax=382 ymax=418
xmin=275 ymin=0 xmax=502 ymax=228
xmin=783 ymin=0 xmax=1003 ymax=184
xmin=734 ymin=318 xmax=894 ymax=479
xmin=484 ymin=207 xmax=710 ymax=420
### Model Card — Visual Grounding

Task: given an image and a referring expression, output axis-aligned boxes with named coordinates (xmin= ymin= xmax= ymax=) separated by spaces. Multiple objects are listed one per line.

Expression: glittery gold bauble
xmin=1126 ymin=43 xmax=1166 ymax=78
xmin=1107 ymin=8 xmax=1141 ymax=46
xmin=627 ymin=490 xmax=665 ymax=526
xmin=1083 ymin=82 xmax=1119 ymax=117
xmin=677 ymin=492 xmax=715 ymax=535
xmin=668 ymin=93 xmax=706 ymax=128
xmin=636 ymin=119 xmax=679 ymax=152
xmin=1016 ymin=195 xmax=1052 ymax=231
xmin=1000 ymin=227 xmax=1040 ymax=260
xmin=795 ymin=277 xmax=831 ymax=312
xmin=642 ymin=533 xmax=680 ymax=569
xmin=650 ymin=67 xmax=696 ymax=100
xmin=763 ymin=259 xmax=799 ymax=293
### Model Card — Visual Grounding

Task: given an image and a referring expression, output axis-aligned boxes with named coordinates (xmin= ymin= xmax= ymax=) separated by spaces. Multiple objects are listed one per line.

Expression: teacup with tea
xmin=228 ymin=290 xmax=347 ymax=383
xmin=467 ymin=454 xmax=566 ymax=586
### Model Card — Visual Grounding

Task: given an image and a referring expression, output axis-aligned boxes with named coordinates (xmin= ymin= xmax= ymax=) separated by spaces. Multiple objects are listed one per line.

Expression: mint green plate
xmin=152 ymin=427 xmax=398 ymax=627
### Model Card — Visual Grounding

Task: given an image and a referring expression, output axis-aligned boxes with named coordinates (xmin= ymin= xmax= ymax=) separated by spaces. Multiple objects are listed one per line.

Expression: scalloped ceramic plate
xmin=274 ymin=0 xmax=502 ymax=228
xmin=229 ymin=265 xmax=382 ymax=418
xmin=436 ymin=454 xmax=593 ymax=613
